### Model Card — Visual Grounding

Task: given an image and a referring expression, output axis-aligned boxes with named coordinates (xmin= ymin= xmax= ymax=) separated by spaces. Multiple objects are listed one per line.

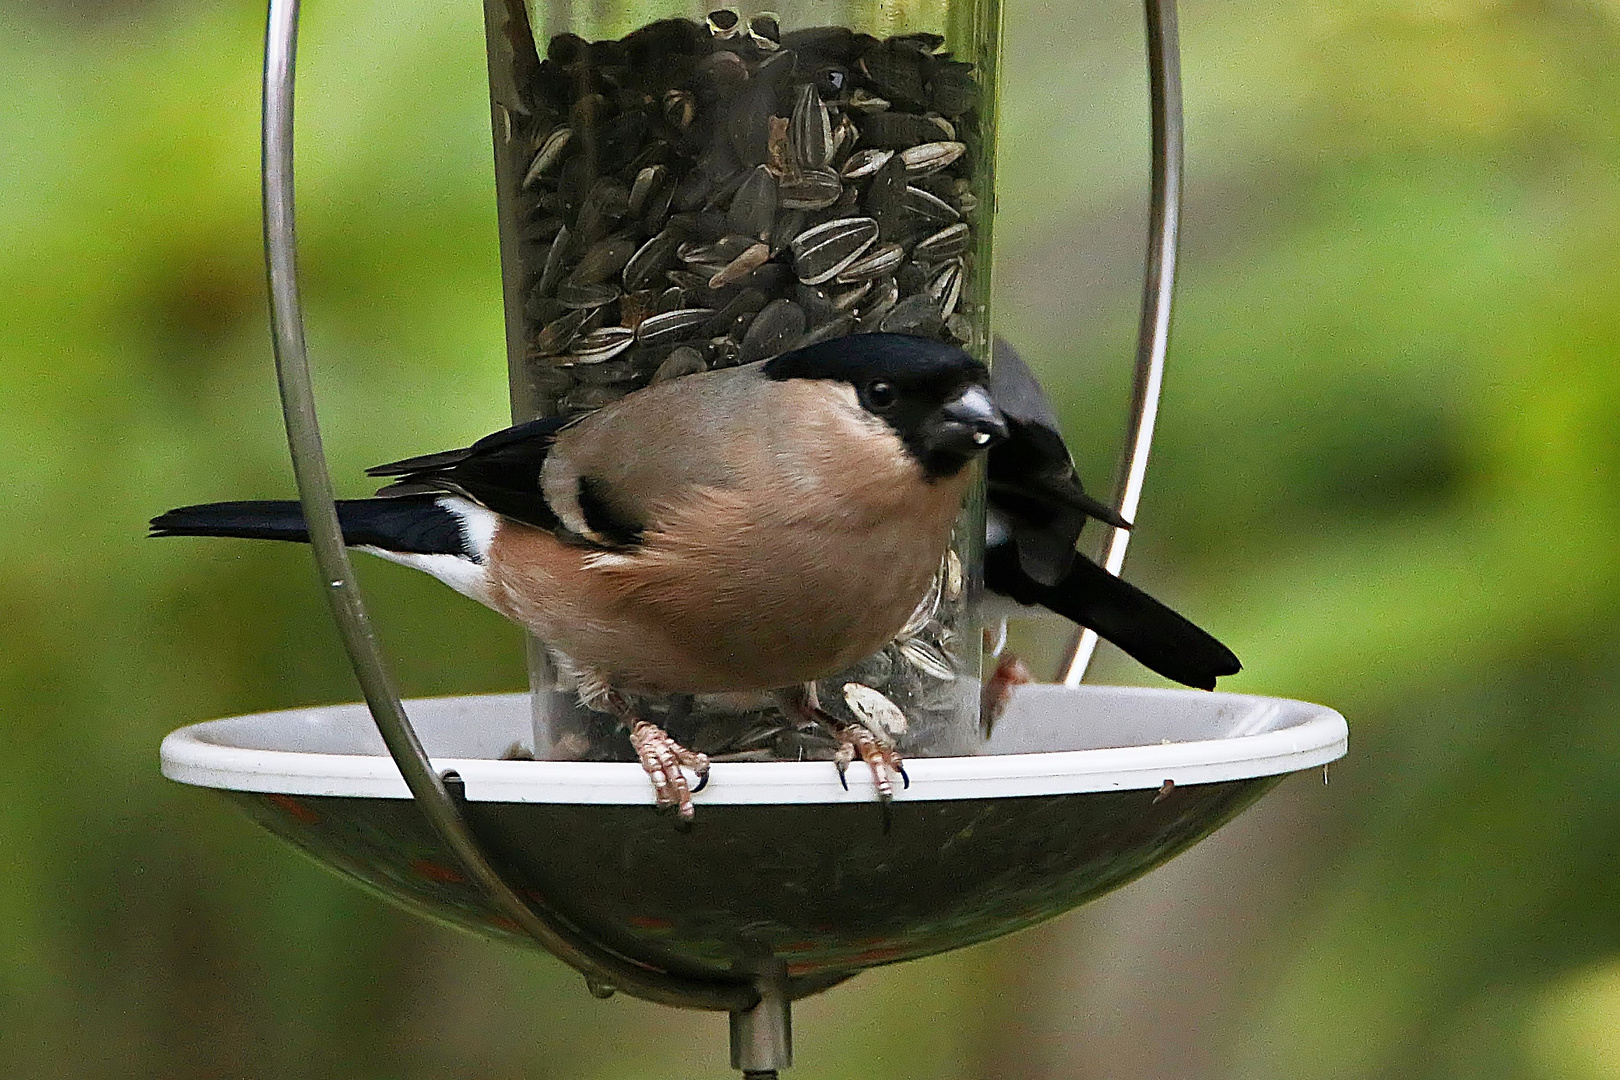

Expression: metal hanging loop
xmin=1058 ymin=0 xmax=1186 ymax=686
xmin=260 ymin=0 xmax=755 ymax=1014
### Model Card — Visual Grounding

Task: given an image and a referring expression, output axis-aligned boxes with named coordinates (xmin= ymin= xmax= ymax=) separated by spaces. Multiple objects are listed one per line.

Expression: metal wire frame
xmin=1058 ymin=0 xmax=1185 ymax=686
xmin=261 ymin=0 xmax=759 ymax=1014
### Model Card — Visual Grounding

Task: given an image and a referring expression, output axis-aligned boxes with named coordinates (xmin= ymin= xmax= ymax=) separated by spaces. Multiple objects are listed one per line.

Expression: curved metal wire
xmin=261 ymin=0 xmax=755 ymax=1014
xmin=1058 ymin=0 xmax=1184 ymax=686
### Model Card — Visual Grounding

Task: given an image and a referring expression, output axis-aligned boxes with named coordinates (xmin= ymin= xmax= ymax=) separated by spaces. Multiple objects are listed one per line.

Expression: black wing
xmin=987 ymin=338 xmax=1129 ymax=586
xmin=366 ymin=415 xmax=574 ymax=533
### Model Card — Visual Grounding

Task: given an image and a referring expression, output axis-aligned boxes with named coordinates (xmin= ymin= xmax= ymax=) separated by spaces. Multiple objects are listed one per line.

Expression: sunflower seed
xmin=666 ymin=269 xmax=711 ymax=291
xmin=834 ymin=241 xmax=905 ymax=283
xmin=790 ymin=216 xmax=879 ymax=285
xmin=943 ymin=549 xmax=964 ymax=601
xmin=662 ymin=88 xmax=696 ymax=131
xmin=656 ymin=286 xmax=686 ymax=313
xmin=789 ymin=84 xmax=832 ymax=170
xmin=533 ymin=223 xmax=571 ymax=299
xmin=532 ymin=308 xmax=592 ymax=356
xmin=651 ymin=346 xmax=708 ymax=383
xmin=788 ymin=314 xmax=856 ymax=350
xmin=617 ymin=289 xmax=660 ymax=330
xmin=769 ymin=209 xmax=806 ymax=255
xmin=738 ymin=298 xmax=806 ymax=362
xmin=555 ymin=282 xmax=620 ymax=309
xmin=678 ymin=234 xmax=758 ymax=267
xmin=879 ymin=292 xmax=944 ymax=335
xmin=928 ymin=260 xmax=963 ymax=317
xmin=914 ymin=222 xmax=970 ymax=262
xmin=637 ymin=307 xmax=718 ymax=345
xmin=707 ymin=242 xmax=769 ymax=289
xmin=628 ymin=165 xmax=665 ymax=217
xmin=848 ymin=88 xmax=891 ymax=112
xmin=776 ymin=167 xmax=843 ymax=211
xmin=623 ymin=229 xmax=681 ymax=292
xmin=569 ymin=357 xmax=639 ymax=386
xmin=900 ymin=140 xmax=966 ymax=178
xmin=727 ymin=165 xmax=778 ymax=240
xmin=930 ymin=65 xmax=979 ymax=117
xmin=567 ymin=326 xmax=636 ymax=364
xmin=522 ymin=127 xmax=572 ymax=188
xmin=706 ymin=8 xmax=742 ymax=39
xmin=831 ymin=113 xmax=859 ymax=159
xmin=898 ymin=573 xmax=942 ymax=639
xmin=702 ymin=287 xmax=768 ymax=337
xmin=859 ymin=45 xmax=929 ymax=108
xmin=843 ymin=683 xmax=908 ymax=744
xmin=794 ymin=283 xmax=834 ymax=324
xmin=840 ymin=148 xmax=894 ymax=180
xmin=864 ymin=153 xmax=909 ymax=238
xmin=571 ymin=236 xmax=637 ymax=284
xmin=898 ymin=637 xmax=956 ymax=681
xmin=829 ymin=279 xmax=872 ymax=313
xmin=747 ymin=12 xmax=780 ymax=50
xmin=903 ymin=185 xmax=961 ymax=227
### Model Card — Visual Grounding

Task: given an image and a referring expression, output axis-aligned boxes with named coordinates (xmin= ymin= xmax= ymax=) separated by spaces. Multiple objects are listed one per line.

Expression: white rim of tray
xmin=161 ymin=685 xmax=1347 ymax=806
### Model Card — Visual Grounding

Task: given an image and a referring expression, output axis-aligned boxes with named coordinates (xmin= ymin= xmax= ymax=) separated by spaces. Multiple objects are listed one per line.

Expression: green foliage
xmin=1 ymin=0 xmax=1616 ymax=1076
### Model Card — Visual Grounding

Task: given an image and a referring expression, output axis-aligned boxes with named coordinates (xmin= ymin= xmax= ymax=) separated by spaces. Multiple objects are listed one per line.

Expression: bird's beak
xmin=927 ymin=384 xmax=1009 ymax=458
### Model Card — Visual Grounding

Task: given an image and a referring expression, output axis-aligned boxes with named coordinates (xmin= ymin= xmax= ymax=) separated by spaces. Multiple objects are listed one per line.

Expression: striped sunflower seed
xmin=522 ymin=126 xmax=571 ymax=188
xmin=834 ymin=241 xmax=904 ymax=284
xmin=566 ymin=326 xmax=636 ymax=364
xmin=899 ymin=140 xmax=966 ymax=178
xmin=776 ymin=168 xmax=843 ymax=211
xmin=636 ymin=307 xmax=718 ymax=345
xmin=789 ymin=84 xmax=833 ymax=170
xmin=840 ymin=148 xmax=894 ymax=181
xmin=623 ymin=229 xmax=682 ymax=292
xmin=789 ymin=216 xmax=879 ymax=285
xmin=913 ymin=222 xmax=970 ymax=262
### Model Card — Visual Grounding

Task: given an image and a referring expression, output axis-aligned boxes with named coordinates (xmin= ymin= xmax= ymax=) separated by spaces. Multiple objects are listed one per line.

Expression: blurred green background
xmin=3 ymin=0 xmax=1618 ymax=1076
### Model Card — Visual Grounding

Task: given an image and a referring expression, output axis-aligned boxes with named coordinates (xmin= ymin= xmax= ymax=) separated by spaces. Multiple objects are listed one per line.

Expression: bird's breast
xmin=485 ymin=444 xmax=972 ymax=695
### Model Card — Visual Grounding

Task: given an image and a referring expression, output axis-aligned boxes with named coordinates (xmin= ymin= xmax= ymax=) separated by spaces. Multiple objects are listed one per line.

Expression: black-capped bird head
xmin=764 ymin=333 xmax=1008 ymax=478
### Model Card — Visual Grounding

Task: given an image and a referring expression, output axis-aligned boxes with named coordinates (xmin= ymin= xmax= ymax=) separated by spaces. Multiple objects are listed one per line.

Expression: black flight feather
xmin=149 ymin=496 xmax=473 ymax=558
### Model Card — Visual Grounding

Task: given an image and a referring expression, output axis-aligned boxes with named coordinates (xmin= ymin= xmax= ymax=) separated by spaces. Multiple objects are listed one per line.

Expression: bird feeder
xmin=160 ymin=0 xmax=1347 ymax=1075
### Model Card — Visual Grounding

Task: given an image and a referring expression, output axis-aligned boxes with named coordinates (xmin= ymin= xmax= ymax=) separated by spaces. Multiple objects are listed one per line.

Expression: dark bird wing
xmin=366 ymin=414 xmax=575 ymax=534
xmin=987 ymin=337 xmax=1129 ymax=586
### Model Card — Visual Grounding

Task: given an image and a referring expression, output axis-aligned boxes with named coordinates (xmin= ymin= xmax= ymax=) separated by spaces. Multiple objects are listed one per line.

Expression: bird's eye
xmin=863 ymin=380 xmax=897 ymax=411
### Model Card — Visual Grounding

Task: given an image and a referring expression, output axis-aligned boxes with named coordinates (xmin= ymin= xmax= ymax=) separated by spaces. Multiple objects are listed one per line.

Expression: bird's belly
xmin=488 ymin=483 xmax=965 ymax=694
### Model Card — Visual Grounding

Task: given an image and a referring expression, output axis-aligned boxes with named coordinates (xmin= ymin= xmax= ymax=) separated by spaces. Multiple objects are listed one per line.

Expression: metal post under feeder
xmin=159 ymin=0 xmax=1348 ymax=1075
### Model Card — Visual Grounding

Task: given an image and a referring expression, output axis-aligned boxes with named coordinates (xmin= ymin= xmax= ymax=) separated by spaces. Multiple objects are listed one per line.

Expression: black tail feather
xmin=149 ymin=496 xmax=469 ymax=557
xmin=986 ymin=544 xmax=1241 ymax=690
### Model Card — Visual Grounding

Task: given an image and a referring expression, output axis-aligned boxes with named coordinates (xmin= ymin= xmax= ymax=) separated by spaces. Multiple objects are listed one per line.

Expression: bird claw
xmin=629 ymin=720 xmax=710 ymax=822
xmin=833 ymin=722 xmax=905 ymax=801
xmin=980 ymin=652 xmax=1034 ymax=736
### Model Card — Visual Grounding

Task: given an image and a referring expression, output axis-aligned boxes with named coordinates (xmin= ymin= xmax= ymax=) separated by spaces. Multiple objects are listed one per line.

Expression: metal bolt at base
xmin=731 ymin=978 xmax=792 ymax=1075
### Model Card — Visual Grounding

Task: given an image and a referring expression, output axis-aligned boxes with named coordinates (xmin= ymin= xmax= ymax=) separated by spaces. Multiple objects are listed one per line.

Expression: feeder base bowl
xmin=161 ymin=684 xmax=1344 ymax=987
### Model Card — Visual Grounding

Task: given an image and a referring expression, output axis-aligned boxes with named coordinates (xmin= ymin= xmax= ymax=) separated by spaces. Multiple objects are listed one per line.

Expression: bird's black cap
xmin=765 ymin=333 xmax=1001 ymax=478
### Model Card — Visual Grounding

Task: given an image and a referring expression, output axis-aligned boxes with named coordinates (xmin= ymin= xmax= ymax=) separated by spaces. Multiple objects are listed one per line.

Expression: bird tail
xmin=987 ymin=544 xmax=1241 ymax=689
xmin=149 ymin=496 xmax=472 ymax=557
xmin=1047 ymin=557 xmax=1241 ymax=690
